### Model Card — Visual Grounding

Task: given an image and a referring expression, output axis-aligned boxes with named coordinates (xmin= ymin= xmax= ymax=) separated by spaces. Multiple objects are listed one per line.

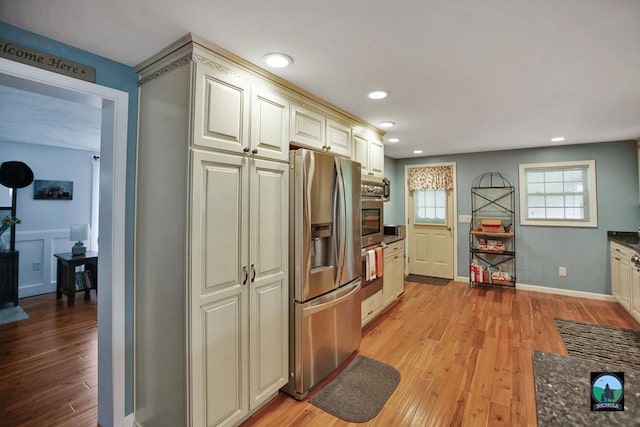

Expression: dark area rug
xmin=554 ymin=318 xmax=640 ymax=372
xmin=533 ymin=350 xmax=640 ymax=426
xmin=406 ymin=274 xmax=450 ymax=285
xmin=310 ymin=355 xmax=400 ymax=423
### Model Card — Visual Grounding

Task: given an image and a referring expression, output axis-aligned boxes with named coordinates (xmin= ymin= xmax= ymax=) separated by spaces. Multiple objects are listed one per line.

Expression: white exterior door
xmin=190 ymin=149 xmax=250 ymax=427
xmin=248 ymin=158 xmax=289 ymax=409
xmin=408 ymin=188 xmax=454 ymax=279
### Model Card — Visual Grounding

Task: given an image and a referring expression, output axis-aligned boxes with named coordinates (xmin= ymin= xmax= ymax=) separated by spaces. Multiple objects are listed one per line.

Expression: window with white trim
xmin=518 ymin=160 xmax=597 ymax=227
xmin=414 ymin=189 xmax=446 ymax=224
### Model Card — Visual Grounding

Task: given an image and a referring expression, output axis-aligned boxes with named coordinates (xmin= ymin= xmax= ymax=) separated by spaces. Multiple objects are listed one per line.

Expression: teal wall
xmin=0 ymin=22 xmax=138 ymax=423
xmin=386 ymin=140 xmax=640 ymax=294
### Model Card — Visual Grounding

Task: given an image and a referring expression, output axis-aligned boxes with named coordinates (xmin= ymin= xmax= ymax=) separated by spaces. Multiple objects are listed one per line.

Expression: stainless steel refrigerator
xmin=282 ymin=148 xmax=362 ymax=400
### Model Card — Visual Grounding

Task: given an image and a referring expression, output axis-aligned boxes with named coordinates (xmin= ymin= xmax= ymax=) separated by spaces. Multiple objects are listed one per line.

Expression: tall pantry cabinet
xmin=135 ymin=36 xmax=288 ymax=426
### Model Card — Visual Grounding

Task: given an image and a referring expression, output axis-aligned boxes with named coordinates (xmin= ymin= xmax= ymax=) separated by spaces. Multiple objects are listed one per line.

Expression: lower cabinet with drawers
xmin=361 ymin=239 xmax=405 ymax=327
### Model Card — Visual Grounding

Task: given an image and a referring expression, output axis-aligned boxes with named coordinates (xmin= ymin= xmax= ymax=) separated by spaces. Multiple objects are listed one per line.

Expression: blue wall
xmin=386 ymin=140 xmax=640 ymax=294
xmin=0 ymin=22 xmax=138 ymax=423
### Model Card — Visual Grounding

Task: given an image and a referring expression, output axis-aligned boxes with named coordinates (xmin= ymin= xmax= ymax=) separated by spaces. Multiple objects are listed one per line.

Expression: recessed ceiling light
xmin=551 ymin=137 xmax=565 ymax=142
xmin=379 ymin=121 xmax=395 ymax=128
xmin=413 ymin=150 xmax=423 ymax=154
xmin=388 ymin=137 xmax=400 ymax=143
xmin=263 ymin=53 xmax=293 ymax=68
xmin=368 ymin=90 xmax=388 ymax=100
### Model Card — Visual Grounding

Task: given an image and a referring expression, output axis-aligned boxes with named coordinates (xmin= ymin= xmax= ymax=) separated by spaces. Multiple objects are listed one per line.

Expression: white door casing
xmin=0 ymin=57 xmax=128 ymax=425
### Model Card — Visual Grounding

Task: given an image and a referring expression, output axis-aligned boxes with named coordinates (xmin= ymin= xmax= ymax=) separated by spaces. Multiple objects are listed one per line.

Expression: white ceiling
xmin=1 ymin=0 xmax=639 ymax=158
xmin=0 ymin=85 xmax=101 ymax=152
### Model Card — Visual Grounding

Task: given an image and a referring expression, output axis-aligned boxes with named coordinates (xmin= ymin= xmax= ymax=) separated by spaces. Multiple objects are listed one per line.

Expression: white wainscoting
xmin=15 ymin=229 xmax=78 ymax=298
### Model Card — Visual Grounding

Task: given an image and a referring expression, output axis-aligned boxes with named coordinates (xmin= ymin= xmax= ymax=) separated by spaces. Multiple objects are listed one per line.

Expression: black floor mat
xmin=405 ymin=274 xmax=450 ymax=285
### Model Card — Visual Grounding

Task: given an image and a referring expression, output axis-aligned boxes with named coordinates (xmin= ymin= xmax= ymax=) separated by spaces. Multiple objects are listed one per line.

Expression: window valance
xmin=407 ymin=165 xmax=453 ymax=191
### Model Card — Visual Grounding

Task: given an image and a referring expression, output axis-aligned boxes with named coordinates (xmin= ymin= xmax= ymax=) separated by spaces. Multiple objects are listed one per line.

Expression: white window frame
xmin=518 ymin=160 xmax=598 ymax=227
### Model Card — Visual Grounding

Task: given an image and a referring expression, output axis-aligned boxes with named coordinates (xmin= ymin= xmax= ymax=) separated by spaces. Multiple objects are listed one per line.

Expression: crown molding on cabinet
xmin=135 ymin=33 xmax=384 ymax=138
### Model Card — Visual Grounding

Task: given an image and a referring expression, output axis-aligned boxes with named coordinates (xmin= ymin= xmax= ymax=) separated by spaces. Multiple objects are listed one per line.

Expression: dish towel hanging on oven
xmin=375 ymin=247 xmax=384 ymax=277
xmin=366 ymin=250 xmax=377 ymax=281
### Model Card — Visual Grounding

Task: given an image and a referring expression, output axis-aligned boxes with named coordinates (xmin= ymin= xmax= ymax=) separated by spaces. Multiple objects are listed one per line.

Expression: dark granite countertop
xmin=607 ymin=231 xmax=640 ymax=252
xmin=534 ymin=351 xmax=640 ymax=426
xmin=382 ymin=235 xmax=405 ymax=245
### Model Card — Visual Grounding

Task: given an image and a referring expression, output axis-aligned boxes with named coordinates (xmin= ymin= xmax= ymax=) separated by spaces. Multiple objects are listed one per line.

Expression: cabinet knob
xmin=251 ymin=148 xmax=258 ymax=155
xmin=326 ymin=145 xmax=331 ymax=151
xmin=243 ymin=147 xmax=250 ymax=153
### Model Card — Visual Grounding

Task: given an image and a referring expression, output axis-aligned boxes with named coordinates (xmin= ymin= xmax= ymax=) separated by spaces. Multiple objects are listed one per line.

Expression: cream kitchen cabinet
xmin=290 ymin=103 xmax=325 ymax=150
xmin=629 ymin=264 xmax=640 ymax=322
xmin=325 ymin=117 xmax=352 ymax=158
xmin=192 ymin=61 xmax=289 ymax=162
xmin=251 ymin=85 xmax=290 ymax=162
xmin=630 ymin=264 xmax=640 ymax=322
xmin=610 ymin=241 xmax=631 ymax=311
xmin=361 ymin=290 xmax=382 ymax=327
xmin=289 ymin=105 xmax=354 ymax=158
xmin=353 ymin=130 xmax=384 ymax=179
xmin=190 ymin=150 xmax=288 ymax=426
xmin=383 ymin=240 xmax=405 ymax=306
xmin=135 ymin=39 xmax=288 ymax=427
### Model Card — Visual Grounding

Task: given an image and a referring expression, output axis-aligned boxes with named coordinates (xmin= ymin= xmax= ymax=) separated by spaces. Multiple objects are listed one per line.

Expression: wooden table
xmin=54 ymin=251 xmax=98 ymax=306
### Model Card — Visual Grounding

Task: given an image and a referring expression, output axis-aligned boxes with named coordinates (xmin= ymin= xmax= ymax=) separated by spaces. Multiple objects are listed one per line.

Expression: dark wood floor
xmin=1 ymin=282 xmax=637 ymax=426
xmin=0 ymin=291 xmax=97 ymax=427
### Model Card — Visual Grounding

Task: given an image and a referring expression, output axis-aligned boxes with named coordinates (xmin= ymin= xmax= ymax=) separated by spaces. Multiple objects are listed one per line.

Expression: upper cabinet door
xmin=250 ymin=85 xmax=290 ymax=162
xmin=369 ymin=134 xmax=384 ymax=178
xmin=193 ymin=62 xmax=250 ymax=154
xmin=352 ymin=131 xmax=384 ymax=178
xmin=290 ymin=103 xmax=325 ymax=150
xmin=326 ymin=118 xmax=352 ymax=158
xmin=352 ymin=132 xmax=370 ymax=175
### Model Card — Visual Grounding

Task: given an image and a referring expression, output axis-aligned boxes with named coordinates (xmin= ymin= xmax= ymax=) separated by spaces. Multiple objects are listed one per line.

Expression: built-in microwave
xmin=361 ymin=178 xmax=390 ymax=202
xmin=361 ymin=199 xmax=384 ymax=248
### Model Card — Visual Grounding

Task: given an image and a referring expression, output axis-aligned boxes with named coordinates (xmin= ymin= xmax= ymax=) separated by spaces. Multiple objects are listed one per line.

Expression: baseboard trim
xmin=515 ymin=283 xmax=615 ymax=301
xmin=125 ymin=413 xmax=135 ymax=427
xmin=457 ymin=276 xmax=615 ymax=301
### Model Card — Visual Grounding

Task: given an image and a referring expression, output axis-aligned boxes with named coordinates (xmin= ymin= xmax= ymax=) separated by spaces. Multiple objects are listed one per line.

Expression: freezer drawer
xmin=290 ymin=280 xmax=361 ymax=398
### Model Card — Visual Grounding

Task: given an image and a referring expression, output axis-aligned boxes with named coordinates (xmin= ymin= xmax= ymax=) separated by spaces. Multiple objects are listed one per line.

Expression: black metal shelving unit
xmin=469 ymin=172 xmax=516 ymax=289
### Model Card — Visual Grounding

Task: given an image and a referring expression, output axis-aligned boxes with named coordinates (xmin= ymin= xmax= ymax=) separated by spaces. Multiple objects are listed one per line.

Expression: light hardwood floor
xmin=1 ymin=281 xmax=637 ymax=426
xmin=242 ymin=281 xmax=639 ymax=427
xmin=0 ymin=292 xmax=97 ymax=427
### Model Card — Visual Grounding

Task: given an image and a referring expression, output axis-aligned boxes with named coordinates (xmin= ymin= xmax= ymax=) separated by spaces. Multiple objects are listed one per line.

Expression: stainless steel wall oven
xmin=361 ymin=199 xmax=384 ymax=248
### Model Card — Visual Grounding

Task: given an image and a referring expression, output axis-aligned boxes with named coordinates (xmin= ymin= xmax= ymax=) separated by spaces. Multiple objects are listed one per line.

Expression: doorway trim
xmin=404 ymin=162 xmax=458 ymax=281
xmin=0 ymin=57 xmax=128 ymax=425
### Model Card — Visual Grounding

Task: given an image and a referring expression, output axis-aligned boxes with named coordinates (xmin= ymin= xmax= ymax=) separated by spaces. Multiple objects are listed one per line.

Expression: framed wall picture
xmin=33 ymin=179 xmax=73 ymax=200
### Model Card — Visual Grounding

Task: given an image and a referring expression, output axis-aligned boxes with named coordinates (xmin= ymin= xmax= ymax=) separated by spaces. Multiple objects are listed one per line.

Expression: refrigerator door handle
xmin=301 ymin=280 xmax=360 ymax=316
xmin=332 ymin=164 xmax=340 ymax=284
xmin=335 ymin=159 xmax=347 ymax=284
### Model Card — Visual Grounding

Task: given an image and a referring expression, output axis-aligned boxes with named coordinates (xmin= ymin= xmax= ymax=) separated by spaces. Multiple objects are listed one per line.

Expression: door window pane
xmin=414 ymin=189 xmax=446 ymax=224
